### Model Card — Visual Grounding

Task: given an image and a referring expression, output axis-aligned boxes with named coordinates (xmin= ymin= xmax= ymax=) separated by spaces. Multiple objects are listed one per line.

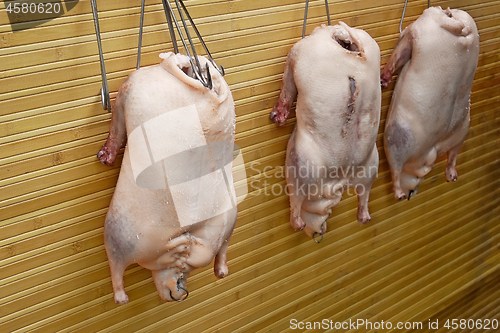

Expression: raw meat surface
xmin=381 ymin=7 xmax=479 ymax=200
xmin=98 ymin=53 xmax=237 ymax=303
xmin=270 ymin=23 xmax=381 ymax=237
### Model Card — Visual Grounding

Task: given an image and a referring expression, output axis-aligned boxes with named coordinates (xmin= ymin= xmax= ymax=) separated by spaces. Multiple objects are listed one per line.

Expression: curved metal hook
xmin=313 ymin=232 xmax=324 ymax=244
xmin=169 ymin=282 xmax=189 ymax=302
xmin=177 ymin=0 xmax=225 ymax=77
xmin=162 ymin=0 xmax=220 ymax=88
xmin=100 ymin=87 xmax=110 ymax=111
xmin=302 ymin=0 xmax=331 ymax=39
xmin=399 ymin=0 xmax=431 ymax=33
xmin=136 ymin=0 xmax=223 ymax=89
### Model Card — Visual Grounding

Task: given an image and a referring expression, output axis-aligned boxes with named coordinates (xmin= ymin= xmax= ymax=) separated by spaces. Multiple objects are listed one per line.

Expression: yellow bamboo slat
xmin=64 ymin=165 xmax=500 ymax=330
xmin=0 ymin=0 xmax=499 ymax=332
xmin=417 ymin=279 xmax=500 ymax=333
xmin=0 ymin=1 xmax=496 ymax=116
xmin=0 ymin=141 xmax=108 ymax=184
xmin=156 ymin=197 xmax=500 ymax=333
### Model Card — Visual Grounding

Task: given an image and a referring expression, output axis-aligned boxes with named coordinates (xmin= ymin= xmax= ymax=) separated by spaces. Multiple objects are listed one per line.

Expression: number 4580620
xmin=444 ymin=319 xmax=498 ymax=330
xmin=6 ymin=2 xmax=61 ymax=15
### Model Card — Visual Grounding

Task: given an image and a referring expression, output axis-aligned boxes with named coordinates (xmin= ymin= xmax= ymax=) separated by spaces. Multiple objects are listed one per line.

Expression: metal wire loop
xmin=313 ymin=232 xmax=324 ymax=244
xmin=302 ymin=0 xmax=331 ymax=39
xmin=399 ymin=0 xmax=431 ymax=33
xmin=137 ymin=0 xmax=224 ymax=89
xmin=90 ymin=0 xmax=111 ymax=111
xmin=169 ymin=281 xmax=189 ymax=302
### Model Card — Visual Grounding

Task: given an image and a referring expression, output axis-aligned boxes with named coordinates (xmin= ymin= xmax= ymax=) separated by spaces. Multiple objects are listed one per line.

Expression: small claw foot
xmin=446 ymin=168 xmax=458 ymax=182
xmin=357 ymin=211 xmax=371 ymax=224
xmin=114 ymin=291 xmax=129 ymax=305
xmin=290 ymin=210 xmax=306 ymax=231
xmin=270 ymin=101 xmax=290 ymax=126
xmin=290 ymin=219 xmax=305 ymax=231
xmin=269 ymin=110 xmax=277 ymax=121
xmin=291 ymin=222 xmax=305 ymax=231
xmin=214 ymin=264 xmax=229 ymax=279
xmin=380 ymin=72 xmax=392 ymax=89
xmin=395 ymin=190 xmax=406 ymax=201
xmin=269 ymin=110 xmax=287 ymax=126
xmin=97 ymin=145 xmax=116 ymax=166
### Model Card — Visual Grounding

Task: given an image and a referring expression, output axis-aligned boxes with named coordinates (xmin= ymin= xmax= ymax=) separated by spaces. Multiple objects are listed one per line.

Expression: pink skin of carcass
xmin=97 ymin=53 xmax=237 ymax=304
xmin=270 ymin=23 xmax=381 ymax=237
xmin=381 ymin=7 xmax=479 ymax=200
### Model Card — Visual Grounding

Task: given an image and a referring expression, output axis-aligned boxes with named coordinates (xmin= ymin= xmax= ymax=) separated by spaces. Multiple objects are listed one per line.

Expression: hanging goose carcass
xmin=270 ymin=23 xmax=381 ymax=238
xmin=381 ymin=7 xmax=479 ymax=200
xmin=97 ymin=52 xmax=240 ymax=304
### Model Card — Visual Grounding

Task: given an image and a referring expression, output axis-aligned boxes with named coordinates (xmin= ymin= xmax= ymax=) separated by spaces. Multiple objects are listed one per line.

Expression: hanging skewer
xmin=162 ymin=0 xmax=179 ymax=54
xmin=137 ymin=0 xmax=146 ymax=69
xmin=177 ymin=0 xmax=225 ymax=76
xmin=92 ymin=0 xmax=224 ymax=110
xmin=399 ymin=0 xmax=431 ymax=33
xmin=90 ymin=0 xmax=111 ymax=111
xmin=302 ymin=0 xmax=331 ymax=39
xmin=136 ymin=0 xmax=224 ymax=90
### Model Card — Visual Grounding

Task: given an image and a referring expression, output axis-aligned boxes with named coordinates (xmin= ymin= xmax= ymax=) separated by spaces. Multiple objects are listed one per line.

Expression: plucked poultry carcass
xmin=270 ymin=23 xmax=381 ymax=237
xmin=97 ymin=52 xmax=238 ymax=303
xmin=381 ymin=7 xmax=479 ymax=200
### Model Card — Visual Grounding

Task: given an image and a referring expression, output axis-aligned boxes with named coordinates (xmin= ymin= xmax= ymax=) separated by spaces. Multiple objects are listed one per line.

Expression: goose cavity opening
xmin=334 ymin=36 xmax=359 ymax=53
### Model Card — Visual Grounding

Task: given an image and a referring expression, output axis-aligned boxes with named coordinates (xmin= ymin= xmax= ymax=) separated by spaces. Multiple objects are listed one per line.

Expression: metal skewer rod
xmin=302 ymin=0 xmax=309 ymax=39
xmin=136 ymin=0 xmax=223 ymax=89
xmin=325 ymin=0 xmax=331 ymax=26
xmin=177 ymin=0 xmax=224 ymax=76
xmin=302 ymin=0 xmax=331 ymax=39
xmin=137 ymin=0 xmax=146 ymax=69
xmin=90 ymin=0 xmax=111 ymax=111
xmin=162 ymin=0 xmax=179 ymax=54
xmin=161 ymin=0 xmax=209 ymax=88
xmin=400 ymin=0 xmax=431 ymax=33
xmin=173 ymin=0 xmax=206 ymax=85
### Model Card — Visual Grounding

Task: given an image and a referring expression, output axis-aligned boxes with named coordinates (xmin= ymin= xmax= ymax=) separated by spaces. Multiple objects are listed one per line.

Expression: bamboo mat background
xmin=0 ymin=0 xmax=499 ymax=332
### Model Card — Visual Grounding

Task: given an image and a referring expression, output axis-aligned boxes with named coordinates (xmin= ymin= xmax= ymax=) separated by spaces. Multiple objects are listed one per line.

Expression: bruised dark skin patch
xmin=385 ymin=122 xmax=412 ymax=163
xmin=386 ymin=122 xmax=410 ymax=147
xmin=105 ymin=212 xmax=136 ymax=261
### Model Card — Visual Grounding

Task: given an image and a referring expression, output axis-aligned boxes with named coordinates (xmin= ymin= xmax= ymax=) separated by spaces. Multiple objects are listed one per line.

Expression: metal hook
xmin=136 ymin=0 xmax=223 ymax=89
xmin=302 ymin=0 xmax=331 ymax=39
xmin=162 ymin=0 xmax=179 ymax=54
xmin=137 ymin=0 xmax=146 ymax=69
xmin=312 ymin=232 xmax=324 ymax=243
xmin=169 ymin=280 xmax=189 ymax=302
xmin=177 ymin=0 xmax=225 ymax=77
xmin=90 ymin=0 xmax=111 ymax=111
xmin=399 ymin=0 xmax=431 ymax=33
